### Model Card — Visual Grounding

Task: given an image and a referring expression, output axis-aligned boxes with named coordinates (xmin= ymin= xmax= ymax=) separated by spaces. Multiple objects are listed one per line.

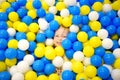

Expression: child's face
xmin=54 ymin=27 xmax=69 ymax=46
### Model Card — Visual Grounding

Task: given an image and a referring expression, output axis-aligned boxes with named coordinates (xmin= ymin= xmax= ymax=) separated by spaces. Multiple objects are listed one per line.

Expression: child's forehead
xmin=55 ymin=27 xmax=69 ymax=34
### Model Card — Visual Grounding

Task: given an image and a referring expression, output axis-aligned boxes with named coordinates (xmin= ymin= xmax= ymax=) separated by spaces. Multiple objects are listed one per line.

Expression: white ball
xmin=45 ymin=38 xmax=54 ymax=46
xmin=60 ymin=9 xmax=70 ymax=17
xmin=83 ymin=57 xmax=91 ymax=66
xmin=62 ymin=62 xmax=72 ymax=71
xmin=18 ymin=39 xmax=29 ymax=51
xmin=118 ymin=10 xmax=120 ymax=17
xmin=73 ymin=51 xmax=84 ymax=61
xmin=113 ymin=48 xmax=120 ymax=58
xmin=69 ymin=25 xmax=79 ymax=33
xmin=103 ymin=64 xmax=113 ymax=73
xmin=23 ymin=54 xmax=34 ymax=65
xmin=38 ymin=18 xmax=49 ymax=31
xmin=103 ymin=4 xmax=112 ymax=13
xmin=45 ymin=0 xmax=55 ymax=6
xmin=88 ymin=11 xmax=99 ymax=21
xmin=102 ymin=38 xmax=113 ymax=49
xmin=9 ymin=66 xmax=18 ymax=76
xmin=7 ymin=28 xmax=16 ymax=37
xmin=97 ymin=29 xmax=108 ymax=39
xmin=52 ymin=56 xmax=64 ymax=67
xmin=111 ymin=69 xmax=120 ymax=80
xmin=17 ymin=61 xmax=30 ymax=73
xmin=118 ymin=38 xmax=120 ymax=46
xmin=49 ymin=6 xmax=57 ymax=14
xmin=12 ymin=73 xmax=24 ymax=80
xmin=64 ymin=0 xmax=77 ymax=6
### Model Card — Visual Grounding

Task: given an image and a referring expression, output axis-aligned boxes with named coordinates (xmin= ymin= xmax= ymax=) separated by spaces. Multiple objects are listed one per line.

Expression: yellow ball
xmin=85 ymin=65 xmax=97 ymax=78
xmin=28 ymin=10 xmax=37 ymax=19
xmin=37 ymin=75 xmax=48 ymax=80
xmin=8 ymin=39 xmax=18 ymax=49
xmin=37 ymin=43 xmax=45 ymax=48
xmin=5 ymin=58 xmax=17 ymax=67
xmin=77 ymin=31 xmax=88 ymax=43
xmin=72 ymin=61 xmax=84 ymax=73
xmin=83 ymin=46 xmax=94 ymax=57
xmin=83 ymin=41 xmax=91 ymax=47
xmin=7 ymin=21 xmax=13 ymax=28
xmin=89 ymin=21 xmax=101 ymax=31
xmin=49 ymin=73 xmax=60 ymax=80
xmin=26 ymin=1 xmax=34 ymax=10
xmin=80 ymin=5 xmax=90 ymax=15
xmin=112 ymin=1 xmax=120 ymax=10
xmin=89 ymin=37 xmax=102 ymax=48
xmin=111 ymin=34 xmax=119 ymax=40
xmin=114 ymin=58 xmax=120 ymax=69
xmin=56 ymin=2 xmax=66 ymax=11
xmin=76 ymin=73 xmax=88 ymax=80
xmin=1 ymin=2 xmax=10 ymax=11
xmin=62 ymin=17 xmax=72 ymax=27
xmin=104 ymin=0 xmax=111 ymax=4
xmin=0 ymin=9 xmax=4 ymax=12
xmin=34 ymin=47 xmax=45 ymax=58
xmin=8 ymin=12 xmax=19 ymax=22
xmin=17 ymin=22 xmax=28 ymax=32
xmin=55 ymin=46 xmax=64 ymax=57
xmin=92 ymin=76 xmax=102 ymax=80
xmin=92 ymin=2 xmax=103 ymax=11
xmin=29 ymin=23 xmax=39 ymax=33
xmin=13 ymin=21 xmax=20 ymax=30
xmin=25 ymin=71 xmax=37 ymax=80
xmin=8 ymin=0 xmax=15 ymax=3
xmin=0 ymin=61 xmax=6 ymax=72
xmin=42 ymin=1 xmax=49 ymax=11
xmin=26 ymin=32 xmax=36 ymax=41
xmin=55 ymin=16 xmax=62 ymax=25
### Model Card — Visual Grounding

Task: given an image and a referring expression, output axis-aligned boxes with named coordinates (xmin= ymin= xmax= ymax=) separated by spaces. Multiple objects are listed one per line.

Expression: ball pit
xmin=0 ymin=0 xmax=120 ymax=80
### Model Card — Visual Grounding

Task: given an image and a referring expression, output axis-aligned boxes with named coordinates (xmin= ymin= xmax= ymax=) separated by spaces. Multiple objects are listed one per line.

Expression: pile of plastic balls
xmin=0 ymin=0 xmax=120 ymax=80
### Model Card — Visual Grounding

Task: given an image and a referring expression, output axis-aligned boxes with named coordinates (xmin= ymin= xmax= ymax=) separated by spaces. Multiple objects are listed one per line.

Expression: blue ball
xmin=17 ymin=0 xmax=27 ymax=6
xmin=41 ymin=57 xmax=51 ymax=65
xmin=45 ymin=13 xmax=54 ymax=22
xmin=106 ymin=10 xmax=117 ymax=19
xmin=72 ymin=41 xmax=83 ymax=51
xmin=44 ymin=63 xmax=55 ymax=75
xmin=95 ymin=46 xmax=105 ymax=57
xmin=5 ymin=48 xmax=17 ymax=59
xmin=0 ymin=21 xmax=8 ymax=30
xmin=111 ymin=40 xmax=119 ymax=50
xmin=113 ymin=17 xmax=120 ymax=27
xmin=106 ymin=25 xmax=116 ymax=35
xmin=0 ymin=71 xmax=11 ymax=80
xmin=0 ymin=50 xmax=5 ymax=61
xmin=45 ymin=29 xmax=54 ymax=38
xmin=0 ymin=12 xmax=8 ymax=21
xmin=103 ymin=53 xmax=115 ymax=65
xmin=32 ymin=0 xmax=42 ymax=9
xmin=17 ymin=49 xmax=26 ymax=60
xmin=32 ymin=60 xmax=44 ymax=72
xmin=49 ymin=20 xmax=59 ymax=31
xmin=68 ymin=6 xmax=80 ymax=15
xmin=98 ymin=11 xmax=105 ymax=20
xmin=28 ymin=41 xmax=36 ymax=52
xmin=100 ymin=16 xmax=111 ymax=27
xmin=62 ymin=70 xmax=74 ymax=80
xmin=82 ymin=16 xmax=89 ymax=25
xmin=79 ymin=0 xmax=90 ymax=6
xmin=62 ymin=39 xmax=72 ymax=49
xmin=97 ymin=66 xmax=110 ymax=79
xmin=67 ymin=32 xmax=77 ymax=42
xmin=17 ymin=8 xmax=27 ymax=18
xmin=15 ymin=32 xmax=26 ymax=40
xmin=65 ymin=49 xmax=74 ymax=59
xmin=37 ymin=8 xmax=46 ymax=18
xmin=11 ymin=2 xmax=20 ymax=11
xmin=81 ymin=25 xmax=91 ymax=32
xmin=0 ymin=30 xmax=9 ymax=39
xmin=72 ymin=15 xmax=82 ymax=25
xmin=91 ymin=55 xmax=102 ymax=67
xmin=0 ymin=39 xmax=7 ymax=50
xmin=117 ymin=26 xmax=120 ymax=36
xmin=6 ymin=7 xmax=15 ymax=14
xmin=87 ymin=31 xmax=97 ymax=39
xmin=22 ymin=16 xmax=33 ymax=25
xmin=36 ymin=33 xmax=46 ymax=42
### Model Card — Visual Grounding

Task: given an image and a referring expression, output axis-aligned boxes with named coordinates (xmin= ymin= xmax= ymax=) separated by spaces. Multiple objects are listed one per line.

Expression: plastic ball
xmin=52 ymin=56 xmax=64 ymax=67
xmin=1 ymin=2 xmax=10 ymax=11
xmin=17 ymin=0 xmax=26 ymax=6
xmin=103 ymin=4 xmax=112 ymax=13
xmin=67 ymin=32 xmax=77 ymax=42
xmin=8 ymin=12 xmax=19 ymax=22
xmin=111 ymin=69 xmax=120 ymax=80
xmin=17 ymin=22 xmax=28 ymax=32
xmin=62 ymin=39 xmax=72 ymax=49
xmin=18 ymin=39 xmax=29 ymax=51
xmin=88 ymin=11 xmax=99 ymax=21
xmin=73 ymin=41 xmax=83 ymax=51
xmin=25 ymin=71 xmax=37 ymax=80
xmin=77 ymin=31 xmax=88 ymax=42
xmin=113 ymin=48 xmax=120 ymax=58
xmin=92 ymin=76 xmax=102 ymax=80
xmin=49 ymin=20 xmax=59 ymax=31
xmin=64 ymin=0 xmax=76 ymax=6
xmin=63 ymin=62 xmax=72 ymax=71
xmin=72 ymin=15 xmax=82 ymax=25
xmin=97 ymin=66 xmax=110 ymax=79
xmin=102 ymin=38 xmax=113 ymax=49
xmin=37 ymin=75 xmax=48 ymax=80
xmin=26 ymin=32 xmax=35 ymax=41
xmin=49 ymin=73 xmax=60 ymax=80
xmin=0 ymin=50 xmax=5 ymax=61
xmin=36 ymin=33 xmax=46 ymax=42
xmin=97 ymin=29 xmax=108 ymax=39
xmin=76 ymin=73 xmax=88 ymax=80
xmin=83 ymin=57 xmax=91 ymax=66
xmin=45 ymin=29 xmax=54 ymax=38
xmin=60 ymin=8 xmax=70 ymax=17
xmin=117 ymin=27 xmax=120 ymax=36
xmin=73 ymin=51 xmax=84 ymax=61
xmin=44 ymin=63 xmax=55 ymax=75
xmin=8 ymin=39 xmax=18 ymax=49
xmin=45 ymin=13 xmax=54 ymax=22
xmin=95 ymin=46 xmax=105 ymax=57
xmin=118 ymin=10 xmax=120 ymax=17
xmin=27 ymin=10 xmax=37 ymax=19
xmin=65 ymin=49 xmax=74 ymax=59
xmin=34 ymin=47 xmax=45 ymax=58
xmin=44 ymin=0 xmax=55 ymax=6
xmin=68 ymin=6 xmax=80 ymax=15
xmin=0 ymin=39 xmax=7 ymax=50
xmin=91 ymin=55 xmax=102 ymax=67
xmin=38 ymin=18 xmax=48 ymax=31
xmin=5 ymin=58 xmax=17 ymax=67
xmin=62 ymin=70 xmax=74 ymax=80
xmin=28 ymin=41 xmax=36 ymax=52
xmin=103 ymin=64 xmax=113 ymax=73
xmin=45 ymin=38 xmax=54 ymax=46
xmin=49 ymin=6 xmax=57 ymax=14
xmin=114 ymin=58 xmax=120 ymax=69
xmin=81 ymin=25 xmax=90 ymax=33
xmin=54 ymin=16 xmax=62 ymax=25
xmin=12 ymin=73 xmax=24 ymax=80
xmin=80 ymin=5 xmax=90 ymax=15
xmin=69 ymin=25 xmax=79 ymax=33
xmin=54 ymin=46 xmax=64 ymax=57
xmin=0 ymin=30 xmax=9 ymax=39
xmin=106 ymin=10 xmax=117 ymax=19
xmin=92 ymin=2 xmax=103 ymax=11
xmin=32 ymin=0 xmax=41 ymax=9
xmin=25 ymin=1 xmax=34 ymax=10
xmin=29 ymin=23 xmax=39 ymax=33
xmin=9 ymin=66 xmax=18 ymax=75
xmin=5 ymin=48 xmax=17 ymax=59
xmin=83 ymin=46 xmax=94 ymax=57
xmin=0 ymin=21 xmax=8 ymax=30
xmin=89 ymin=21 xmax=101 ymax=31
xmin=118 ymin=38 xmax=120 ymax=46
xmin=23 ymin=54 xmax=34 ymax=65
xmin=7 ymin=28 xmax=16 ymax=37
xmin=0 ymin=61 xmax=6 ymax=72
xmin=22 ymin=16 xmax=32 ymax=25
xmin=15 ymin=32 xmax=26 ymax=40
xmin=56 ymin=2 xmax=66 ymax=11
xmin=100 ymin=16 xmax=111 ymax=27
xmin=0 ymin=71 xmax=11 ymax=80
xmin=62 ymin=17 xmax=72 ymax=27
xmin=113 ymin=17 xmax=120 ymax=27
xmin=0 ymin=12 xmax=8 ymax=21
xmin=37 ymin=8 xmax=46 ymax=18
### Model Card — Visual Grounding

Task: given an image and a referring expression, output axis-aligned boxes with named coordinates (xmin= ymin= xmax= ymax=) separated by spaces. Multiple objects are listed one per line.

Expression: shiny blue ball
xmin=22 ymin=16 xmax=33 ymax=25
xmin=91 ymin=55 xmax=102 ymax=67
xmin=37 ymin=8 xmax=46 ymax=18
xmin=72 ymin=41 xmax=83 ymax=51
xmin=5 ymin=48 xmax=17 ymax=59
xmin=44 ymin=63 xmax=55 ymax=75
xmin=36 ymin=33 xmax=46 ymax=42
xmin=32 ymin=0 xmax=42 ymax=9
xmin=72 ymin=15 xmax=82 ymax=25
xmin=0 ymin=39 xmax=7 ymax=50
xmin=62 ymin=70 xmax=74 ymax=80
xmin=67 ymin=32 xmax=77 ymax=42
xmin=95 ymin=46 xmax=105 ymax=57
xmin=15 ymin=32 xmax=26 ymax=40
xmin=62 ymin=39 xmax=72 ymax=49
xmin=49 ymin=20 xmax=59 ymax=31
